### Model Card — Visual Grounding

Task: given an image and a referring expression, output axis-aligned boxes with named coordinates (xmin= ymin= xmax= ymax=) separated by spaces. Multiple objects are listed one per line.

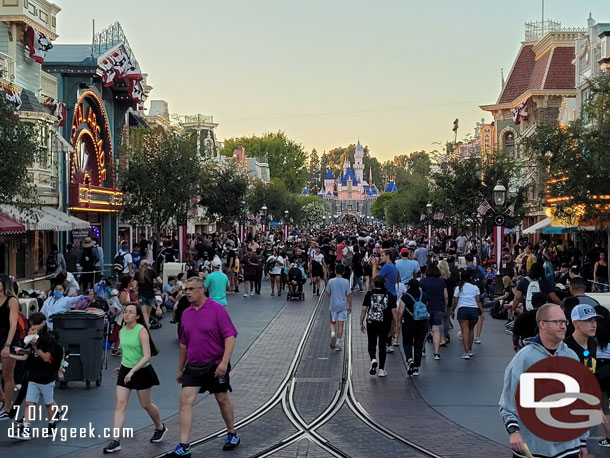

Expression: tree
xmin=307 ymin=148 xmax=322 ymax=193
xmin=301 ymin=201 xmax=328 ymax=227
xmin=370 ymin=193 xmax=395 ymax=221
xmin=200 ymin=161 xmax=249 ymax=227
xmin=526 ymin=75 xmax=610 ymax=226
xmin=121 ymin=129 xmax=201 ymax=234
xmin=0 ymin=94 xmax=42 ymax=210
xmin=221 ymin=131 xmax=308 ymax=193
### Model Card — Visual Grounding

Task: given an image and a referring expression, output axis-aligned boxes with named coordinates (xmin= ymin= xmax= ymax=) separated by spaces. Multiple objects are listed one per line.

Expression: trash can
xmin=52 ymin=310 xmax=105 ymax=389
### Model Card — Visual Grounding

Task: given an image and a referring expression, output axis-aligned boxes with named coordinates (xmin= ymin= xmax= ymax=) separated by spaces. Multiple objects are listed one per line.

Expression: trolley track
xmin=157 ymin=291 xmax=442 ymax=458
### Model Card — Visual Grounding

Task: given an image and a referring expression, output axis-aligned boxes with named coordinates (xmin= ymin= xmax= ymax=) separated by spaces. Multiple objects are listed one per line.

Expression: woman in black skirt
xmin=103 ymin=304 xmax=165 ymax=453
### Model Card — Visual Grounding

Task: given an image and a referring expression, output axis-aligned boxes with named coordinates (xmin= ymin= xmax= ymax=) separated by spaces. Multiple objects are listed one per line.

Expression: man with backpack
xmin=79 ymin=237 xmax=98 ymax=291
xmin=45 ymin=244 xmax=66 ymax=277
xmin=400 ymin=279 xmax=430 ymax=376
xmin=114 ymin=242 xmax=133 ymax=277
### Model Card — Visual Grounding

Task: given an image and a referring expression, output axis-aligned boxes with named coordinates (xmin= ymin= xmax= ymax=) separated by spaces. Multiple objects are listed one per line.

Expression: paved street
xmin=1 ymin=280 xmax=569 ymax=458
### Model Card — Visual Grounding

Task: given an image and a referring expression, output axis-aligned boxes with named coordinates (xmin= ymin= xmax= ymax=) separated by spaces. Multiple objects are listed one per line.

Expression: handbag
xmin=185 ymin=362 xmax=215 ymax=377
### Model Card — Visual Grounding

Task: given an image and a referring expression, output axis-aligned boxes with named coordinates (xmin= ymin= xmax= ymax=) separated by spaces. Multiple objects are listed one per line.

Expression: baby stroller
xmin=287 ymin=263 xmax=306 ymax=301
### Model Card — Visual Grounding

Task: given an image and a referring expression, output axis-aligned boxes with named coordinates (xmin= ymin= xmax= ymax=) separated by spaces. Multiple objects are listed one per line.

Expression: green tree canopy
xmin=0 ymin=94 xmax=43 ymax=210
xmin=221 ymin=131 xmax=308 ymax=193
xmin=199 ymin=161 xmax=249 ymax=227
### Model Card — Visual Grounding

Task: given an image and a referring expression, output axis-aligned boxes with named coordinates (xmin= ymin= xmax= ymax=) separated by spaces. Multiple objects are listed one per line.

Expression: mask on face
xmin=53 ymin=290 xmax=63 ymax=299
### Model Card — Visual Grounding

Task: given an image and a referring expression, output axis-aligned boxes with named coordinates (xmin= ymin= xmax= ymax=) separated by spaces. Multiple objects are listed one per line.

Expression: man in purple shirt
xmin=166 ymin=277 xmax=239 ymax=457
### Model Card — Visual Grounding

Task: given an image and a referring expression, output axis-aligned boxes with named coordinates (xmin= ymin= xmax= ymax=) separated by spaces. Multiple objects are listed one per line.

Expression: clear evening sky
xmin=54 ymin=0 xmax=610 ymax=162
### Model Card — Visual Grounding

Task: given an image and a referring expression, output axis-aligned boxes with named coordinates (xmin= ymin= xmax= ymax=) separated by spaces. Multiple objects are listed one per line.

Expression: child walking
xmin=326 ymin=264 xmax=352 ymax=351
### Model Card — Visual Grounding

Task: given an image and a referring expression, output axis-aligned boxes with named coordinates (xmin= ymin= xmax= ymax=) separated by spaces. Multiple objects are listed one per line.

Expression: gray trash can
xmin=52 ymin=310 xmax=105 ymax=389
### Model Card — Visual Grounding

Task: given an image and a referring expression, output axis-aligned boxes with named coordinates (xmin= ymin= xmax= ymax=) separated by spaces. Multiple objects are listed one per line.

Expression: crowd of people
xmin=1 ymin=222 xmax=610 ymax=457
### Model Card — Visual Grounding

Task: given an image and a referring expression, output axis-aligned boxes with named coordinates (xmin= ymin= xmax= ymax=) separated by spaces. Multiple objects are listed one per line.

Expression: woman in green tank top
xmin=103 ymin=304 xmax=166 ymax=453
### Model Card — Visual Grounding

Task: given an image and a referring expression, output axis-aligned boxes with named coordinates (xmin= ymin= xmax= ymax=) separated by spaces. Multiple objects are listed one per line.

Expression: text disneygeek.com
xmin=7 ymin=423 xmax=134 ymax=441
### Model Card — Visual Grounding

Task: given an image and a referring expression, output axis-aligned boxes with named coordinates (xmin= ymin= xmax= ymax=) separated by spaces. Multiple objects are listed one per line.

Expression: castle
xmin=302 ymin=141 xmax=397 ymax=223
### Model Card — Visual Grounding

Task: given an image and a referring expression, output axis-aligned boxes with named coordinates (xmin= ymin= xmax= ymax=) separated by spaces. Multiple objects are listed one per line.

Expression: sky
xmin=53 ymin=0 xmax=610 ymax=162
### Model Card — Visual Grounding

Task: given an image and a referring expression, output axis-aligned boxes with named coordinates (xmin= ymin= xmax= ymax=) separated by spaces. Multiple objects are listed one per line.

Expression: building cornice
xmin=480 ymin=89 xmax=577 ymax=112
xmin=1 ymin=16 xmax=58 ymax=40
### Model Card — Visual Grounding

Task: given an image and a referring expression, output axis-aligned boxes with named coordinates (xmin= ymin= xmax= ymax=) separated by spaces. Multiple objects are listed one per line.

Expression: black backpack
xmin=468 ymin=266 xmax=485 ymax=293
xmin=46 ymin=252 xmax=59 ymax=273
xmin=113 ymin=252 xmax=126 ymax=273
xmin=490 ymin=300 xmax=508 ymax=320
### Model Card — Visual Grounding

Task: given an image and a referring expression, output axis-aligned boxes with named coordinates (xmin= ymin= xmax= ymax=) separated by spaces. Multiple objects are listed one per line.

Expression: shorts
xmin=330 ymin=310 xmax=348 ymax=322
xmin=117 ymin=364 xmax=160 ymax=390
xmin=0 ymin=328 xmax=20 ymax=349
xmin=457 ymin=307 xmax=480 ymax=324
xmin=429 ymin=310 xmax=444 ymax=326
xmin=139 ymin=297 xmax=155 ymax=307
xmin=227 ymin=270 xmax=236 ymax=280
xmin=182 ymin=362 xmax=232 ymax=394
xmin=26 ymin=381 xmax=55 ymax=405
xmin=270 ymin=273 xmax=281 ymax=279
xmin=245 ymin=274 xmax=257 ymax=282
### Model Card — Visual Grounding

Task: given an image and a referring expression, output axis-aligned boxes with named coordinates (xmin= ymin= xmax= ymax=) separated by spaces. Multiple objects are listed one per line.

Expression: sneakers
xmin=434 ymin=353 xmax=441 ymax=360
xmin=335 ymin=343 xmax=342 ymax=351
xmin=0 ymin=405 xmax=8 ymax=422
xmin=377 ymin=369 xmax=387 ymax=377
xmin=599 ymin=438 xmax=610 ymax=447
xmin=330 ymin=334 xmax=337 ymax=349
xmin=457 ymin=331 xmax=462 ymax=339
xmin=243 ymin=293 xmax=248 ymax=297
xmin=150 ymin=424 xmax=168 ymax=443
xmin=103 ymin=440 xmax=121 ymax=453
xmin=250 ymin=291 xmax=255 ymax=296
xmin=13 ymin=422 xmax=31 ymax=440
xmin=223 ymin=432 xmax=240 ymax=451
xmin=164 ymin=444 xmax=192 ymax=456
xmin=468 ymin=350 xmax=475 ymax=357
xmin=412 ymin=368 xmax=420 ymax=376
xmin=407 ymin=359 xmax=415 ymax=376
xmin=461 ymin=353 xmax=471 ymax=359
xmin=111 ymin=349 xmax=122 ymax=357
xmin=369 ymin=359 xmax=378 ymax=375
xmin=474 ymin=337 xmax=481 ymax=344
xmin=386 ymin=345 xmax=394 ymax=353
xmin=392 ymin=339 xmax=399 ymax=347
xmin=271 ymin=292 xmax=275 ymax=296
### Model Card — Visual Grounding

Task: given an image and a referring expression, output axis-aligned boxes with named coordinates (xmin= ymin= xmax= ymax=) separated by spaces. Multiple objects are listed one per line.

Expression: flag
xmin=511 ymin=100 xmax=528 ymax=125
xmin=433 ymin=212 xmax=445 ymax=220
xmin=507 ymin=204 xmax=515 ymax=217
xmin=477 ymin=200 xmax=492 ymax=215
xmin=27 ymin=27 xmax=53 ymax=64
xmin=3 ymin=87 xmax=22 ymax=110
xmin=43 ymin=98 xmax=67 ymax=127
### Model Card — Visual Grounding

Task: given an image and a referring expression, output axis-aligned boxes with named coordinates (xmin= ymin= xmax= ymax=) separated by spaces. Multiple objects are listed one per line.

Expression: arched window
xmin=504 ymin=131 xmax=515 ymax=156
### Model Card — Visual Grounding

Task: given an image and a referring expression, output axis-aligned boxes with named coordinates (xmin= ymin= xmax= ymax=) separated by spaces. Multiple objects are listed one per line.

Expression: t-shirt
xmin=396 ymin=259 xmax=420 ymax=284
xmin=453 ymin=282 xmax=480 ymax=309
xmin=378 ymin=263 xmax=399 ymax=297
xmin=204 ymin=271 xmax=230 ymax=306
xmin=135 ymin=269 xmax=158 ymax=299
xmin=163 ymin=283 xmax=178 ymax=297
xmin=362 ymin=288 xmax=396 ymax=323
xmin=516 ymin=277 xmax=551 ymax=305
xmin=118 ymin=250 xmax=133 ymax=274
xmin=27 ymin=332 xmax=58 ymax=384
xmin=456 ymin=236 xmax=467 ymax=250
xmin=326 ymin=277 xmax=351 ymax=312
xmin=120 ymin=324 xmax=148 ymax=369
xmin=180 ymin=298 xmax=238 ymax=364
xmin=420 ymin=276 xmax=446 ymax=312
xmin=565 ymin=336 xmax=597 ymax=373
xmin=413 ymin=247 xmax=428 ymax=267
xmin=266 ymin=255 xmax=285 ymax=275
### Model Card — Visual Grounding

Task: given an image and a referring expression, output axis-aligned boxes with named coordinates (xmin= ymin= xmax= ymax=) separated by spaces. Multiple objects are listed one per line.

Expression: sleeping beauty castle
xmin=301 ymin=141 xmax=397 ymax=224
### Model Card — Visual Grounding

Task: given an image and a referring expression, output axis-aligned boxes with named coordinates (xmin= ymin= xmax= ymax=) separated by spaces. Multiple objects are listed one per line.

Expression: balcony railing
xmin=40 ymin=70 xmax=57 ymax=99
xmin=0 ymin=51 xmax=15 ymax=84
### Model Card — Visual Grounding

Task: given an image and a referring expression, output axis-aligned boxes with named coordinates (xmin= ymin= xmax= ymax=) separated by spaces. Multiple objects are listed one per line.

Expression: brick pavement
xmin=59 ymin=295 xmax=320 ymax=457
xmin=349 ymin=313 xmax=510 ymax=458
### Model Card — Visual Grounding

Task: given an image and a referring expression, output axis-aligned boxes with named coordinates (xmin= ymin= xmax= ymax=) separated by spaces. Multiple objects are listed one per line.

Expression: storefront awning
xmin=542 ymin=225 xmax=597 ymax=234
xmin=522 ymin=217 xmax=551 ymax=235
xmin=0 ymin=205 xmax=90 ymax=232
xmin=0 ymin=213 xmax=26 ymax=234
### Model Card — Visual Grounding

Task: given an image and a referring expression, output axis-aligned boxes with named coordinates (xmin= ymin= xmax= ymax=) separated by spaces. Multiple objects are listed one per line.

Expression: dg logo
xmin=516 ymin=356 xmax=602 ymax=441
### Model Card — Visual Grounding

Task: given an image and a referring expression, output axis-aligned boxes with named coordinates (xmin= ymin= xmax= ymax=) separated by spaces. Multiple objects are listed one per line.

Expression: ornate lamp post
xmin=491 ymin=182 xmax=507 ymax=275
xmin=238 ymin=200 xmax=247 ymax=243
xmin=260 ymin=204 xmax=268 ymax=233
xmin=426 ymin=203 xmax=433 ymax=249
xmin=283 ymin=210 xmax=290 ymax=240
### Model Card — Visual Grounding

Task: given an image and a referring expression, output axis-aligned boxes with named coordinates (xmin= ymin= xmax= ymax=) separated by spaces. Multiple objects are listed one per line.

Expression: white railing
xmin=0 ymin=51 xmax=15 ymax=84
xmin=40 ymin=70 xmax=57 ymax=99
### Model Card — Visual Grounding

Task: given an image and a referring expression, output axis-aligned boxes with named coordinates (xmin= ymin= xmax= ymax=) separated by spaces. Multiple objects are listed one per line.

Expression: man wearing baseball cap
xmin=204 ymin=257 xmax=230 ymax=306
xmin=395 ymin=248 xmax=419 ymax=285
xmin=565 ymin=304 xmax=601 ymax=373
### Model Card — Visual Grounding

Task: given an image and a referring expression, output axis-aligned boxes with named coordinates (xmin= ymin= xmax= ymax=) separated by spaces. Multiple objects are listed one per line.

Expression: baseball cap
xmin=570 ymin=304 xmax=601 ymax=322
xmin=400 ymin=248 xmax=409 ymax=255
xmin=211 ymin=258 xmax=222 ymax=268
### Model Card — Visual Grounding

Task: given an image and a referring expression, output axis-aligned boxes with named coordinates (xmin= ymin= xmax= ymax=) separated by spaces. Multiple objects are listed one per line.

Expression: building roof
xmin=384 ymin=180 xmax=398 ymax=193
xmin=301 ymin=187 xmax=309 ymax=195
xmin=356 ymin=140 xmax=363 ymax=154
xmin=497 ymin=43 xmax=575 ymax=105
xmin=44 ymin=44 xmax=101 ymax=67
xmin=324 ymin=169 xmax=335 ymax=180
xmin=341 ymin=167 xmax=358 ymax=186
xmin=20 ymin=89 xmax=45 ymax=112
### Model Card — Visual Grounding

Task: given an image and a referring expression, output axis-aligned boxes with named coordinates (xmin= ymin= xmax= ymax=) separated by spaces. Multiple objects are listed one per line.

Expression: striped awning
xmin=0 ymin=213 xmax=26 ymax=234
xmin=0 ymin=205 xmax=90 ymax=232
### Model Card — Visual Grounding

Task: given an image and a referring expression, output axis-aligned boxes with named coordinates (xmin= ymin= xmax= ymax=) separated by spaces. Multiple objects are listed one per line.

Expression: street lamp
xmin=283 ymin=210 xmax=290 ymax=240
xmin=260 ymin=204 xmax=268 ymax=233
xmin=425 ymin=203 xmax=434 ymax=250
xmin=493 ymin=182 xmax=507 ymax=207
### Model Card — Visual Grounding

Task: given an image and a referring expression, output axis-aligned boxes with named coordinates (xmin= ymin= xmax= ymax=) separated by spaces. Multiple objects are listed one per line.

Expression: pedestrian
xmin=400 ymin=279 xmax=429 ymax=376
xmin=395 ymin=248 xmax=420 ymax=285
xmin=40 ymin=285 xmax=86 ymax=331
xmin=94 ymin=238 xmax=104 ymax=283
xmin=360 ymin=275 xmax=395 ymax=377
xmin=593 ymin=307 xmax=610 ymax=448
xmin=451 ymin=269 xmax=484 ymax=360
xmin=111 ymin=275 xmax=140 ymax=357
xmin=593 ymin=251 xmax=609 ymax=292
xmin=413 ymin=243 xmax=428 ymax=274
xmin=167 ymin=276 xmax=239 ymax=456
xmin=0 ymin=274 xmax=19 ymax=420
xmin=135 ymin=260 xmax=161 ymax=328
xmin=326 ymin=264 xmax=352 ymax=351
xmin=309 ymin=245 xmax=326 ymax=296
xmin=420 ymin=263 xmax=448 ymax=359
xmin=9 ymin=312 xmax=63 ymax=440
xmin=204 ymin=258 xmax=230 ymax=306
xmin=499 ymin=304 xmax=589 ymax=458
xmin=115 ymin=242 xmax=134 ymax=277
xmin=266 ymin=248 xmax=284 ymax=297
xmin=371 ymin=250 xmax=399 ymax=353
xmin=103 ymin=304 xmax=165 ymax=453
xmin=242 ymin=247 xmax=258 ymax=297
xmin=255 ymin=248 xmax=264 ymax=295
xmin=45 ymin=243 xmax=66 ymax=277
xmin=79 ymin=237 xmax=98 ymax=291
xmin=564 ymin=304 xmax=600 ymax=371
xmin=64 ymin=243 xmax=78 ymax=275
